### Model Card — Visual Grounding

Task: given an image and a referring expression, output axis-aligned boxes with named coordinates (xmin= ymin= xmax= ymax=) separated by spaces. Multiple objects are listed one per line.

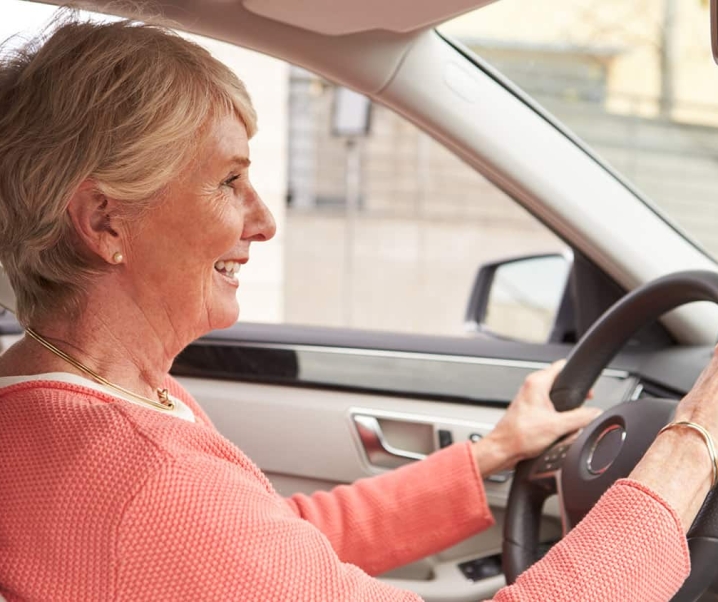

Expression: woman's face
xmin=122 ymin=113 xmax=275 ymax=340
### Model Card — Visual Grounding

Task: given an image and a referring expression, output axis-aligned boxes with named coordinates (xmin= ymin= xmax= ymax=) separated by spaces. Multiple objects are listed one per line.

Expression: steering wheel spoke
xmin=527 ymin=434 xmax=583 ymax=535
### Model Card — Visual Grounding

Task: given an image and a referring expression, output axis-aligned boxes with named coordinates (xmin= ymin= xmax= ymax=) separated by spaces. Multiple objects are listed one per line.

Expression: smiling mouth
xmin=214 ymin=259 xmax=241 ymax=281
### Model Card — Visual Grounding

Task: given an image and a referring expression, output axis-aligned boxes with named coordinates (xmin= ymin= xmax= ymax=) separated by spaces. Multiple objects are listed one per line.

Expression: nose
xmin=243 ymin=187 xmax=276 ymax=242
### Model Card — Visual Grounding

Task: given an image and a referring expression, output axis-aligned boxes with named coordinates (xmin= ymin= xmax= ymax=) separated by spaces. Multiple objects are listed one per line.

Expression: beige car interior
xmin=5 ymin=0 xmax=718 ymax=600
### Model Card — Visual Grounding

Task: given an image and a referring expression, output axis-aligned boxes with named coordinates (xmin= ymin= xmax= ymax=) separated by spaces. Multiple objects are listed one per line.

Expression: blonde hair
xmin=0 ymin=10 xmax=257 ymax=324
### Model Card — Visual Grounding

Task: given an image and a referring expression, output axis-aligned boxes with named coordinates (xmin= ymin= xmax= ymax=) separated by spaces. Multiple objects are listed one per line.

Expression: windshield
xmin=440 ymin=0 xmax=718 ymax=260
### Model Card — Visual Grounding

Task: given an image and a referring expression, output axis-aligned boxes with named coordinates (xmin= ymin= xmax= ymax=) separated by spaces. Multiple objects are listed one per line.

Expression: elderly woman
xmin=0 ymin=13 xmax=715 ymax=602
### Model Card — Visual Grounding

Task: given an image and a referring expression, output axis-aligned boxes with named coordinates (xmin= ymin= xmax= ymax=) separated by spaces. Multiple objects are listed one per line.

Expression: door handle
xmin=353 ymin=414 xmax=427 ymax=469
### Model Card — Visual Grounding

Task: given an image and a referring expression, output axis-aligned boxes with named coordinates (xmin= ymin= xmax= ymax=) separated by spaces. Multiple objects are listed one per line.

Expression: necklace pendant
xmin=157 ymin=387 xmax=170 ymax=405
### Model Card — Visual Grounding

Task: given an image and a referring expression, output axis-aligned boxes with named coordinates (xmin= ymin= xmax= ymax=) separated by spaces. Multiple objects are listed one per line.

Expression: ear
xmin=66 ymin=180 xmax=123 ymax=265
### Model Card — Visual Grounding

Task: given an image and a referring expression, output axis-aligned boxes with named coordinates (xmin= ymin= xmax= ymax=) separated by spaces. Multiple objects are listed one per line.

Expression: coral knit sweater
xmin=0 ymin=376 xmax=690 ymax=601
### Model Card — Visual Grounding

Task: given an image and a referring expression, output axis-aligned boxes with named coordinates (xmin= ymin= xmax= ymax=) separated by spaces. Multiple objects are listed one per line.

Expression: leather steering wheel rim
xmin=502 ymin=270 xmax=718 ymax=601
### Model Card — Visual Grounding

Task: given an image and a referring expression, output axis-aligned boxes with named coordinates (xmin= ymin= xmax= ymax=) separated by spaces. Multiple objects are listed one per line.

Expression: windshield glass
xmin=440 ymin=0 xmax=718 ymax=259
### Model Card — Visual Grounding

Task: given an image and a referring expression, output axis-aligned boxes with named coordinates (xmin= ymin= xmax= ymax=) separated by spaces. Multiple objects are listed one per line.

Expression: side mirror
xmin=465 ymin=253 xmax=572 ymax=343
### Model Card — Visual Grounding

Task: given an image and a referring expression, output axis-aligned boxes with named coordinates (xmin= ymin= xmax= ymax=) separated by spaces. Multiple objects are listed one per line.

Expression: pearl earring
xmin=112 ymin=252 xmax=124 ymax=264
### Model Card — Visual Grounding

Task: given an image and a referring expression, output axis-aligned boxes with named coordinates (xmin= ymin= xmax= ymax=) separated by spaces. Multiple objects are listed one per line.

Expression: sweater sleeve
xmin=285 ymin=442 xmax=495 ymax=576
xmin=489 ymin=479 xmax=691 ymax=601
xmin=116 ymin=453 xmax=422 ymax=602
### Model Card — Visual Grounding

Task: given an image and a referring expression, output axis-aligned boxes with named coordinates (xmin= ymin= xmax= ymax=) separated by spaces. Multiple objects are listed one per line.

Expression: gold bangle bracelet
xmin=658 ymin=421 xmax=718 ymax=489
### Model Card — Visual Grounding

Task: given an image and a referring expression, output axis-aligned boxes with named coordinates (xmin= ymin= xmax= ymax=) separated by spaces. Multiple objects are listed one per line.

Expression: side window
xmin=195 ymin=40 xmax=567 ymax=341
xmin=282 ymin=68 xmax=567 ymax=339
xmin=177 ymin=36 xmax=566 ymax=341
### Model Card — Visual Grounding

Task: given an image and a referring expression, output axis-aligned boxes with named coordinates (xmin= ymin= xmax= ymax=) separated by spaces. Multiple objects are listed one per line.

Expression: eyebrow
xmin=228 ymin=157 xmax=251 ymax=168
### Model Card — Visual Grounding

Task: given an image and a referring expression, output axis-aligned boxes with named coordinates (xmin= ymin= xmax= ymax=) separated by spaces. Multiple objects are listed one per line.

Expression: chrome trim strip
xmin=586 ymin=424 xmax=627 ymax=476
xmin=222 ymin=341 xmax=630 ymax=379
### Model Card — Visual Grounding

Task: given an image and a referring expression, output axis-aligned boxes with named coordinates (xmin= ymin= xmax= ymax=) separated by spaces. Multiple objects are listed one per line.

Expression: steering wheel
xmin=502 ymin=270 xmax=718 ymax=601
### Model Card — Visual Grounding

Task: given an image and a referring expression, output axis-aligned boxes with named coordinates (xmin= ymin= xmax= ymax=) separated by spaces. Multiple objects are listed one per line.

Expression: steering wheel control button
xmin=533 ymin=443 xmax=570 ymax=477
xmin=537 ymin=460 xmax=556 ymax=474
xmin=586 ymin=424 xmax=626 ymax=475
xmin=438 ymin=429 xmax=453 ymax=449
xmin=545 ymin=444 xmax=568 ymax=463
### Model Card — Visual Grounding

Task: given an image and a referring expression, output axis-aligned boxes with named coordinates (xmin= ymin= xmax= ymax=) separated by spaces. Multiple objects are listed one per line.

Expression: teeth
xmin=214 ymin=259 xmax=241 ymax=276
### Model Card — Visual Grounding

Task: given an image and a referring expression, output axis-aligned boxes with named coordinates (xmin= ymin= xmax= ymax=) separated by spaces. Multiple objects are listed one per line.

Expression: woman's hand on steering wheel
xmin=471 ymin=360 xmax=601 ymax=478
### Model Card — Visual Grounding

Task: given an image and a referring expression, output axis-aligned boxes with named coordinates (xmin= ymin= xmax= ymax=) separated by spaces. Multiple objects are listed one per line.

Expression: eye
xmin=222 ymin=174 xmax=240 ymax=189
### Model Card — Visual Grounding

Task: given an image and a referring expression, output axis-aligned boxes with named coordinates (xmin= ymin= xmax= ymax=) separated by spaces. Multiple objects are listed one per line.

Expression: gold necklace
xmin=25 ymin=327 xmax=175 ymax=411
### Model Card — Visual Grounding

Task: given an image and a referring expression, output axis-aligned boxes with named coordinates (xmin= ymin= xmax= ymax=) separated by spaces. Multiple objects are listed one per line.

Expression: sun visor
xmin=242 ymin=0 xmax=497 ymax=35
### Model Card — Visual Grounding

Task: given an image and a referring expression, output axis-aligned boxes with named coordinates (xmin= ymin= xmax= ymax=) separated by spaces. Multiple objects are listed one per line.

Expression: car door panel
xmin=177 ymin=376 xmax=561 ymax=601
xmin=173 ymin=324 xmax=638 ymax=601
